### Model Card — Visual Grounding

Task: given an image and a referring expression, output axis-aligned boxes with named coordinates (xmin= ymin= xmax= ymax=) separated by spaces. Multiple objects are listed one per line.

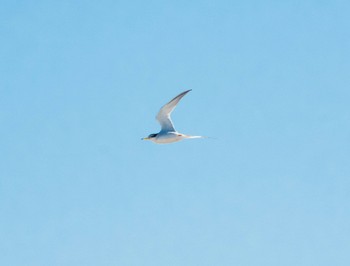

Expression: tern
xmin=142 ymin=90 xmax=204 ymax=144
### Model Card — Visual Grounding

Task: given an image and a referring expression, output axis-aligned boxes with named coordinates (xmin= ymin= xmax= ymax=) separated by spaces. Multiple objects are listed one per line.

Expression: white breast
xmin=152 ymin=132 xmax=185 ymax=144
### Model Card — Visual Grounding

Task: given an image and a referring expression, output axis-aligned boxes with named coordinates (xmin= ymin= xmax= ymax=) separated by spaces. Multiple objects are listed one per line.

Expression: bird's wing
xmin=156 ymin=89 xmax=192 ymax=132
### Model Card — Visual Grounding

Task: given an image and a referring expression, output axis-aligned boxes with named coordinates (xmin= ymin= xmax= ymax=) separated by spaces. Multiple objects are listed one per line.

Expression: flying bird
xmin=142 ymin=90 xmax=204 ymax=144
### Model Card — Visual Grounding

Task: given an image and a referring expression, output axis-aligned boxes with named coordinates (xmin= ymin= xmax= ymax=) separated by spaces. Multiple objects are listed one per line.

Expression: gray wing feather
xmin=156 ymin=90 xmax=192 ymax=132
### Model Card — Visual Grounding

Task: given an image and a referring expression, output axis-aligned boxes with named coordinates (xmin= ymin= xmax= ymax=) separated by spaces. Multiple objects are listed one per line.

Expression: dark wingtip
xmin=182 ymin=89 xmax=192 ymax=95
xmin=166 ymin=89 xmax=193 ymax=105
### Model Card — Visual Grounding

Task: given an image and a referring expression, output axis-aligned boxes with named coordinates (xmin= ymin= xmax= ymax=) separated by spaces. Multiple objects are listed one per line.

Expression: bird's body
xmin=151 ymin=132 xmax=185 ymax=144
xmin=142 ymin=90 xmax=204 ymax=144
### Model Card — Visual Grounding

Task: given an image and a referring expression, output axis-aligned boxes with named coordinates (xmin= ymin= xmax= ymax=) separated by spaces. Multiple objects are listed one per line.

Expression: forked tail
xmin=184 ymin=135 xmax=212 ymax=139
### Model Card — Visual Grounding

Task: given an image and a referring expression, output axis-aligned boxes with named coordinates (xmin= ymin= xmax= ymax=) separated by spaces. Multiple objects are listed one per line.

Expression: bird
xmin=142 ymin=89 xmax=204 ymax=144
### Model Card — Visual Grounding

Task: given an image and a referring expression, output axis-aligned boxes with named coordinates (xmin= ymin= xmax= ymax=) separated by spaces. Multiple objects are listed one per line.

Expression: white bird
xmin=142 ymin=90 xmax=204 ymax=144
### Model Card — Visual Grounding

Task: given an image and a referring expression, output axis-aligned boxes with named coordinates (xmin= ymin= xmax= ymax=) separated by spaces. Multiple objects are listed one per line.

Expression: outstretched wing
xmin=156 ymin=90 xmax=191 ymax=132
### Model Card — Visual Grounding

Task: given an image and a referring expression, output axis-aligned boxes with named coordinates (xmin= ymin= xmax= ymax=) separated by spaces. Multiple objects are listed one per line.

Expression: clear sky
xmin=1 ymin=1 xmax=350 ymax=265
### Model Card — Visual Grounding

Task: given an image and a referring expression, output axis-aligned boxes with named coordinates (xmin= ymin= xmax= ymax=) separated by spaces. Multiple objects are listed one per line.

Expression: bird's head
xmin=141 ymin=133 xmax=158 ymax=141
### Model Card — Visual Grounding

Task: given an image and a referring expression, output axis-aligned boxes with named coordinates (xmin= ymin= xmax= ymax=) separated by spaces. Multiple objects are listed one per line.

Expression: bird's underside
xmin=152 ymin=132 xmax=203 ymax=144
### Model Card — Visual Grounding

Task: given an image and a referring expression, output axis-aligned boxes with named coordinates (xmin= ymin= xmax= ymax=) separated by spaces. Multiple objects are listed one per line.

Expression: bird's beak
xmin=142 ymin=137 xmax=150 ymax=140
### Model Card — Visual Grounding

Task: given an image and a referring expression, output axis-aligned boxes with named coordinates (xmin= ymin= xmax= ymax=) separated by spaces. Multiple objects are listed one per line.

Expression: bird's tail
xmin=184 ymin=135 xmax=214 ymax=139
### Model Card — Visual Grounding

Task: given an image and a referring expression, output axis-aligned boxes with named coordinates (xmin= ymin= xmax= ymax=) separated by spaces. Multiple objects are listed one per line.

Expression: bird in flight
xmin=142 ymin=90 xmax=204 ymax=144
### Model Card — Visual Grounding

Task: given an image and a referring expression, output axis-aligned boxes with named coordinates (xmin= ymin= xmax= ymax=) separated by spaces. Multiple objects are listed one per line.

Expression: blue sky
xmin=1 ymin=1 xmax=350 ymax=265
